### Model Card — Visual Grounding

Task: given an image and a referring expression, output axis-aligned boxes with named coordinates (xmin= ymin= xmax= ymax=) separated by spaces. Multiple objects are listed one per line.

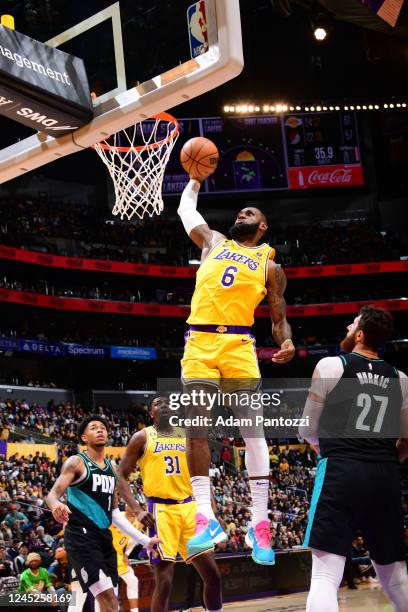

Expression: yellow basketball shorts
xmin=181 ymin=330 xmax=261 ymax=385
xmin=148 ymin=499 xmax=212 ymax=563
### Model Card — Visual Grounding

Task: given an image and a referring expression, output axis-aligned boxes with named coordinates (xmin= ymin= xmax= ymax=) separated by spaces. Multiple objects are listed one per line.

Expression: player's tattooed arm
xmin=178 ymin=178 xmax=225 ymax=254
xmin=266 ymin=261 xmax=295 ymax=364
xmin=116 ymin=430 xmax=155 ymax=529
xmin=45 ymin=455 xmax=83 ymax=523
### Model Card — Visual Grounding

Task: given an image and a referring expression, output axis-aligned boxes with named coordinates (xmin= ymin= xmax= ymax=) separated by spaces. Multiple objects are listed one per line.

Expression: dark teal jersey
xmin=66 ymin=451 xmax=116 ymax=530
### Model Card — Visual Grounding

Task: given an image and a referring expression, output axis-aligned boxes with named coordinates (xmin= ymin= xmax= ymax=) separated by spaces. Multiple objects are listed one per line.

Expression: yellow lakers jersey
xmin=110 ymin=512 xmax=142 ymax=575
xmin=138 ymin=426 xmax=192 ymax=500
xmin=188 ymin=239 xmax=275 ymax=326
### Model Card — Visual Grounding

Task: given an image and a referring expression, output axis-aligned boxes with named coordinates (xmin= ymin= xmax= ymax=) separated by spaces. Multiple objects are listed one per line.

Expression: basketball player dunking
xmin=177 ymin=177 xmax=295 ymax=565
xmin=116 ymin=395 xmax=222 ymax=612
xmin=300 ymin=306 xmax=408 ymax=612
xmin=46 ymin=415 xmax=159 ymax=612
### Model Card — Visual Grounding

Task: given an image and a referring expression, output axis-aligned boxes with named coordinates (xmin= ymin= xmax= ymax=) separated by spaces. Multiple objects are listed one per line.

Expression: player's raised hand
xmin=137 ymin=509 xmax=155 ymax=529
xmin=272 ymin=339 xmax=295 ymax=364
xmin=51 ymin=501 xmax=71 ymax=524
xmin=146 ymin=536 xmax=162 ymax=552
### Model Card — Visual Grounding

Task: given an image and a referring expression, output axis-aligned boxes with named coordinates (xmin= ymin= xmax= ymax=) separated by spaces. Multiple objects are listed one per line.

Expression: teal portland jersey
xmin=67 ymin=451 xmax=116 ymax=531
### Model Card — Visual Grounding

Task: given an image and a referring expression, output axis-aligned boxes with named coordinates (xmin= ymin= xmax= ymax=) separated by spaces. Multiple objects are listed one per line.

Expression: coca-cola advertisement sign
xmin=288 ymin=164 xmax=364 ymax=189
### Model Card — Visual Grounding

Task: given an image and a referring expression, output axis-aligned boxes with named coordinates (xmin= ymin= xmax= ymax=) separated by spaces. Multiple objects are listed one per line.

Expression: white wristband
xmin=177 ymin=179 xmax=207 ymax=235
xmin=111 ymin=508 xmax=150 ymax=547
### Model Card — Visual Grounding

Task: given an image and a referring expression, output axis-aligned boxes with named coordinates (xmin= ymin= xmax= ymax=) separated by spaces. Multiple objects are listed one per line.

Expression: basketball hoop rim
xmin=92 ymin=112 xmax=179 ymax=152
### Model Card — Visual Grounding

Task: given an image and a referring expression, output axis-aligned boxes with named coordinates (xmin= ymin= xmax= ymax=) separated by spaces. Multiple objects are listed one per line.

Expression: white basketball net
xmin=93 ymin=113 xmax=179 ymax=220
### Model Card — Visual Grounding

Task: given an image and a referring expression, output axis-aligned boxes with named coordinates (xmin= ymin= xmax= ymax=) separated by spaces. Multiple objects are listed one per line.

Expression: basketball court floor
xmin=221 ymin=585 xmax=392 ymax=611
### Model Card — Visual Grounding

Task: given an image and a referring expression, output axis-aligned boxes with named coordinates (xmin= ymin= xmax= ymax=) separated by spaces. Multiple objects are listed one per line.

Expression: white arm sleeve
xmin=177 ymin=179 xmax=207 ymax=235
xmin=309 ymin=356 xmax=345 ymax=399
xmin=299 ymin=396 xmax=325 ymax=446
xmin=398 ymin=370 xmax=408 ymax=412
xmin=111 ymin=508 xmax=150 ymax=547
xmin=299 ymin=357 xmax=345 ymax=446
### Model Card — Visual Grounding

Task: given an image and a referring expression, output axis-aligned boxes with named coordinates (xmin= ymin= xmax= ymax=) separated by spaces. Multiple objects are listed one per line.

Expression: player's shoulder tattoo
xmin=267 ymin=261 xmax=287 ymax=295
xmin=63 ymin=454 xmax=84 ymax=472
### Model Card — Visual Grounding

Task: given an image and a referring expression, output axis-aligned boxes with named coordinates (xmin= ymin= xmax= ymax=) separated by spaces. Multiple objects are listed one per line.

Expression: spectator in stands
xmin=47 ymin=548 xmax=70 ymax=595
xmin=221 ymin=447 xmax=231 ymax=464
xmin=211 ymin=448 xmax=220 ymax=465
xmin=18 ymin=552 xmax=55 ymax=594
xmin=0 ymin=544 xmax=15 ymax=577
xmin=4 ymin=504 xmax=28 ymax=531
xmin=36 ymin=526 xmax=54 ymax=549
xmin=13 ymin=542 xmax=29 ymax=575
xmin=350 ymin=536 xmax=378 ymax=583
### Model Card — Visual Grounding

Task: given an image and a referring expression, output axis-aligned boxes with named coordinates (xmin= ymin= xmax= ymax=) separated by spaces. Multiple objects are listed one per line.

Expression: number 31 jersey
xmin=138 ymin=426 xmax=192 ymax=500
xmin=187 ymin=239 xmax=275 ymax=327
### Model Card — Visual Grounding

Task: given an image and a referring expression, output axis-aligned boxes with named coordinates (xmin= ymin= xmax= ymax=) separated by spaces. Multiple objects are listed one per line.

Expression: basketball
xmin=180 ymin=137 xmax=219 ymax=181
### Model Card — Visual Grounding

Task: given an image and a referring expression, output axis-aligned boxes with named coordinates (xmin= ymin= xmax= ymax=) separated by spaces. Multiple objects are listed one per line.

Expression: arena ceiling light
xmin=222 ymin=102 xmax=408 ymax=114
xmin=312 ymin=11 xmax=331 ymax=42
xmin=313 ymin=26 xmax=327 ymax=41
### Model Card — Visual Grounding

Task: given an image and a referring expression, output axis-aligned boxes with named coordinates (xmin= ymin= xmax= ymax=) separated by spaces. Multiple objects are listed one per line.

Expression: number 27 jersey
xmin=187 ymin=239 xmax=275 ymax=327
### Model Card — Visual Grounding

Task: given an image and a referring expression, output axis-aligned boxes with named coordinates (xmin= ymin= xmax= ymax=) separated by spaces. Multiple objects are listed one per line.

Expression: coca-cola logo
xmin=37 ymin=254 xmax=54 ymax=265
xmin=94 ymin=261 xmax=112 ymax=271
xmin=116 ymin=303 xmax=133 ymax=314
xmin=133 ymin=265 xmax=149 ymax=274
xmin=308 ymin=168 xmax=353 ymax=185
xmin=159 ymin=267 xmax=176 ymax=276
xmin=284 ymin=269 xmax=298 ymax=278
xmin=288 ymin=306 xmax=305 ymax=315
xmin=0 ymin=246 xmax=16 ymax=257
xmin=144 ymin=305 xmax=160 ymax=315
xmin=335 ymin=265 xmax=352 ymax=274
xmin=387 ymin=300 xmax=401 ymax=310
xmin=66 ymin=258 xmax=83 ymax=268
xmin=87 ymin=301 xmax=105 ymax=311
xmin=307 ymin=267 xmax=323 ymax=276
xmin=317 ymin=305 xmax=334 ymax=314
xmin=49 ymin=297 xmax=66 ymax=308
xmin=21 ymin=293 xmax=38 ymax=305
xmin=363 ymin=263 xmax=381 ymax=273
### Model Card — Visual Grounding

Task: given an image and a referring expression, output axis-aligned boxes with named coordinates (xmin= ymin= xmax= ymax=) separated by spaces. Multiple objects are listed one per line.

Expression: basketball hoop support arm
xmin=0 ymin=0 xmax=243 ymax=184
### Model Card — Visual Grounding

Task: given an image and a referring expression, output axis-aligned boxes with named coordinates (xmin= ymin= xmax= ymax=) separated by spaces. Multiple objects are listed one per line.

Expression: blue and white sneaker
xmin=245 ymin=520 xmax=275 ymax=565
xmin=187 ymin=513 xmax=227 ymax=555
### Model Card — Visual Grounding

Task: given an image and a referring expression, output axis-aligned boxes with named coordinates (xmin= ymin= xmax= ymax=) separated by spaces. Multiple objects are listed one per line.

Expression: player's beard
xmin=229 ymin=221 xmax=260 ymax=241
xmin=340 ymin=330 xmax=357 ymax=353
xmin=157 ymin=413 xmax=171 ymax=430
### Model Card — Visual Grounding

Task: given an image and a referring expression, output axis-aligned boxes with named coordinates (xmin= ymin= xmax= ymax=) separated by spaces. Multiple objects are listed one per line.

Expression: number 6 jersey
xmin=138 ymin=427 xmax=192 ymax=500
xmin=187 ymin=239 xmax=275 ymax=326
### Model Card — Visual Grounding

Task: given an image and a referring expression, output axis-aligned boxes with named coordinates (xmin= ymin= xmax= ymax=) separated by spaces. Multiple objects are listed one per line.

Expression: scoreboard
xmin=284 ymin=112 xmax=363 ymax=189
xmin=162 ymin=112 xmax=364 ymax=195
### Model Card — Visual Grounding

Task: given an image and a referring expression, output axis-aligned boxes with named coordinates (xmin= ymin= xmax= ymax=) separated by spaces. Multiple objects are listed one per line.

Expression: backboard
xmin=0 ymin=0 xmax=243 ymax=183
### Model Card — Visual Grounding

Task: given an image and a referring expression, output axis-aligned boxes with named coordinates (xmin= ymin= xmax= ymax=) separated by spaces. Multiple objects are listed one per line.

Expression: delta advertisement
xmin=0 ymin=337 xmax=157 ymax=360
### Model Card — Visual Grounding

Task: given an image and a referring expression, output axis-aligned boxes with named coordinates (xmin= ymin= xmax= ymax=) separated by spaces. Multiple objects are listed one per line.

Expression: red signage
xmin=288 ymin=164 xmax=364 ymax=190
xmin=0 ymin=245 xmax=406 ymax=279
xmin=0 ymin=289 xmax=406 ymax=318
